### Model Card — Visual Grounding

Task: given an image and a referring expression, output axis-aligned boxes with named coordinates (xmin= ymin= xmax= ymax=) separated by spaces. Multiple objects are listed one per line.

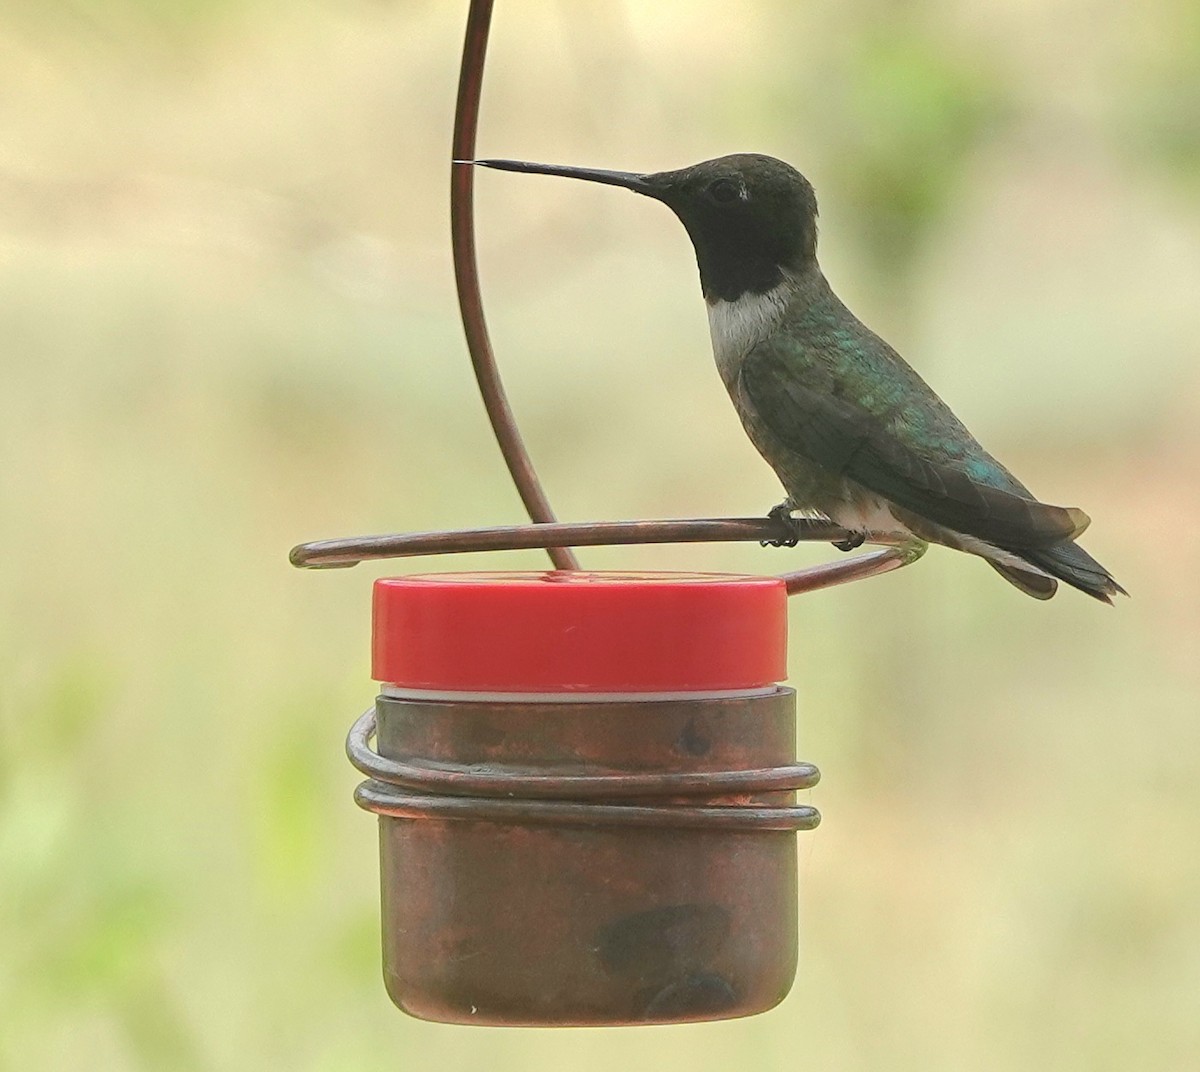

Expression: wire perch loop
xmin=288 ymin=0 xmax=928 ymax=597
xmin=290 ymin=518 xmax=925 ymax=597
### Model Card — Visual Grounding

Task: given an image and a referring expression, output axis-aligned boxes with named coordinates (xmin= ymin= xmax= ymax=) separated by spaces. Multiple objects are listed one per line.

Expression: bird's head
xmin=467 ymin=153 xmax=819 ymax=303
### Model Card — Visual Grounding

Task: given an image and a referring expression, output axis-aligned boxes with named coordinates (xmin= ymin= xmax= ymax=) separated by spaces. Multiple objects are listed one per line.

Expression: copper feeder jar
xmin=347 ymin=571 xmax=820 ymax=1026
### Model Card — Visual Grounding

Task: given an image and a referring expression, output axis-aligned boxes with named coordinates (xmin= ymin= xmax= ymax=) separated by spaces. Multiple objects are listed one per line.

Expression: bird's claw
xmin=832 ymin=532 xmax=867 ymax=552
xmin=761 ymin=503 xmax=801 ymax=548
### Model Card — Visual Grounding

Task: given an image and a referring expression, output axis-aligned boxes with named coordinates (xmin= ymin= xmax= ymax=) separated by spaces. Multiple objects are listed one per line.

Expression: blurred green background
xmin=2 ymin=1 xmax=1198 ymax=1068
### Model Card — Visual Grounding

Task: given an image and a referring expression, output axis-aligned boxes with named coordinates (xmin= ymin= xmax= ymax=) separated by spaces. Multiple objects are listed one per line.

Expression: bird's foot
xmin=832 ymin=531 xmax=867 ymax=553
xmin=761 ymin=502 xmax=802 ymax=548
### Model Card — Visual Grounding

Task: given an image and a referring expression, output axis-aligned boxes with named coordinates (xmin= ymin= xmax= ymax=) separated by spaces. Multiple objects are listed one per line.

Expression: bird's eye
xmin=708 ymin=178 xmax=742 ymax=204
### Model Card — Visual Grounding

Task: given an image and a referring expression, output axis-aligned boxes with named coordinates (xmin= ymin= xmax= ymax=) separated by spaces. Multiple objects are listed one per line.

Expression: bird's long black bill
xmin=463 ymin=158 xmax=651 ymax=194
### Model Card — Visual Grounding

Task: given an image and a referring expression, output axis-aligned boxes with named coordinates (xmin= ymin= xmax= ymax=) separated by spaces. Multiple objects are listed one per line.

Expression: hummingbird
xmin=467 ymin=154 xmax=1125 ymax=603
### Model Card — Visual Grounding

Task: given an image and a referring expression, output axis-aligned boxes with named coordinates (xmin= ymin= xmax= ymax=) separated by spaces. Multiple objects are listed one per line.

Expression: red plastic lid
xmin=372 ymin=571 xmax=787 ymax=693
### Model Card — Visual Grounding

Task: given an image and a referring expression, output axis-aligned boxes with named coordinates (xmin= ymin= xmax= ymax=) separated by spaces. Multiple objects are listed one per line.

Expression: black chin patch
xmin=700 ymin=259 xmax=785 ymax=303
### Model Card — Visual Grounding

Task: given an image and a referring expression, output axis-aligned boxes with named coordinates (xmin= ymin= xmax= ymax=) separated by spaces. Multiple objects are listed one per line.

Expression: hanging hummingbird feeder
xmin=290 ymin=0 xmax=923 ymax=1027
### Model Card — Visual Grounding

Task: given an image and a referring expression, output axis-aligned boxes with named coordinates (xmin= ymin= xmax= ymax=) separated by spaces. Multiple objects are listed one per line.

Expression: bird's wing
xmin=738 ymin=342 xmax=1089 ymax=549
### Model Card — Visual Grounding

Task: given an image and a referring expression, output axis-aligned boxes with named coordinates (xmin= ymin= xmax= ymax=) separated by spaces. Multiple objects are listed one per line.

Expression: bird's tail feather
xmin=1015 ymin=540 xmax=1127 ymax=604
xmin=885 ymin=510 xmax=1124 ymax=603
xmin=987 ymin=560 xmax=1058 ymax=600
xmin=922 ymin=521 xmax=1125 ymax=603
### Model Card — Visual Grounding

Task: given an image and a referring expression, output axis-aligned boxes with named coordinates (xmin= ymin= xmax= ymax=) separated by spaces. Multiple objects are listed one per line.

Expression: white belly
xmin=827 ymin=495 xmax=912 ymax=539
xmin=705 ymin=285 xmax=791 ymax=387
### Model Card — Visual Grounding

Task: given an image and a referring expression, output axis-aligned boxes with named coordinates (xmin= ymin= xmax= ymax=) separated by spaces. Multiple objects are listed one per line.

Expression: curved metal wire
xmin=293 ymin=517 xmax=833 ymax=567
xmin=354 ymin=782 xmax=820 ymax=831
xmin=290 ymin=517 xmax=926 ymax=596
xmin=346 ymin=708 xmax=820 ymax=799
xmin=451 ymin=0 xmax=579 ymax=570
xmin=348 ymin=708 xmax=821 ymax=831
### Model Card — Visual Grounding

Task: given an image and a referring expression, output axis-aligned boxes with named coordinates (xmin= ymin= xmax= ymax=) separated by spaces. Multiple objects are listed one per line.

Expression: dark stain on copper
xmin=676 ymin=715 xmax=713 ymax=757
xmin=598 ymin=903 xmax=730 ymax=979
